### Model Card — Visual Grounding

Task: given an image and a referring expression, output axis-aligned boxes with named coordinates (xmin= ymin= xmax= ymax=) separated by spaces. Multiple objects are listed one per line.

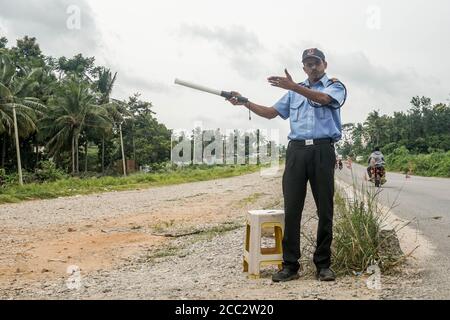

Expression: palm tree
xmin=93 ymin=67 xmax=130 ymax=173
xmin=40 ymin=77 xmax=111 ymax=174
xmin=0 ymin=51 xmax=46 ymax=167
xmin=95 ymin=67 xmax=117 ymax=105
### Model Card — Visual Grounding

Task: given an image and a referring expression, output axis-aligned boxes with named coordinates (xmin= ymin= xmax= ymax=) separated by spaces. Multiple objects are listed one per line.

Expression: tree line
xmin=0 ymin=35 xmax=171 ymax=179
xmin=338 ymin=96 xmax=450 ymax=158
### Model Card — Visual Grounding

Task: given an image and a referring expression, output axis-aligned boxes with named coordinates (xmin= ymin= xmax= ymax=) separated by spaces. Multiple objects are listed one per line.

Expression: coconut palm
xmin=94 ymin=67 xmax=121 ymax=173
xmin=40 ymin=77 xmax=111 ymax=174
xmin=0 ymin=52 xmax=45 ymax=134
xmin=0 ymin=51 xmax=46 ymax=167
xmin=95 ymin=67 xmax=117 ymax=105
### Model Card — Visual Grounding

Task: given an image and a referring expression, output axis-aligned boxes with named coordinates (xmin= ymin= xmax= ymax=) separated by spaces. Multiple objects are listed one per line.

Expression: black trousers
xmin=282 ymin=141 xmax=336 ymax=271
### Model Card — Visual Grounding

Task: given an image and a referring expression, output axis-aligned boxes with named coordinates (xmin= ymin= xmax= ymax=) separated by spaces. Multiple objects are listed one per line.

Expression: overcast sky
xmin=1 ymin=0 xmax=449 ymax=144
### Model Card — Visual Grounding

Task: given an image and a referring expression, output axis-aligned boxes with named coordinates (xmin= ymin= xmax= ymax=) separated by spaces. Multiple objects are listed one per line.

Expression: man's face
xmin=302 ymin=57 xmax=327 ymax=80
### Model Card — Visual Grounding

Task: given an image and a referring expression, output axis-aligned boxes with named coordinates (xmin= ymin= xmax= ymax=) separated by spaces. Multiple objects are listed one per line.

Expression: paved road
xmin=336 ymin=162 xmax=450 ymax=299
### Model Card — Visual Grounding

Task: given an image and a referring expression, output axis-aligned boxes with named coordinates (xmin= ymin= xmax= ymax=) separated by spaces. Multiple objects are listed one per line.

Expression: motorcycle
xmin=369 ymin=166 xmax=386 ymax=187
xmin=335 ymin=158 xmax=343 ymax=170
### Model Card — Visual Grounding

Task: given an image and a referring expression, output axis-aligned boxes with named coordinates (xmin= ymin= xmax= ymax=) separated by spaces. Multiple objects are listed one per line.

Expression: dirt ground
xmin=0 ymin=168 xmax=434 ymax=299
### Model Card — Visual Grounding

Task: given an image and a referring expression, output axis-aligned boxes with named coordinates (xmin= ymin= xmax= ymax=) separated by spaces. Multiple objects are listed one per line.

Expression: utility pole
xmin=119 ymin=122 xmax=127 ymax=177
xmin=170 ymin=132 xmax=173 ymax=164
xmin=12 ymin=105 xmax=23 ymax=186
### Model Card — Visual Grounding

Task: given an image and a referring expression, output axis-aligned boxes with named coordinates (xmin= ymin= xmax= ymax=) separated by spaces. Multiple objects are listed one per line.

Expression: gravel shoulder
xmin=0 ymin=167 xmax=434 ymax=299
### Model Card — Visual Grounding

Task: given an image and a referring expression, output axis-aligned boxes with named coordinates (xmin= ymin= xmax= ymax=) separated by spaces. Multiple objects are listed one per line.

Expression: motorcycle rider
xmin=367 ymin=147 xmax=385 ymax=178
xmin=335 ymin=151 xmax=343 ymax=170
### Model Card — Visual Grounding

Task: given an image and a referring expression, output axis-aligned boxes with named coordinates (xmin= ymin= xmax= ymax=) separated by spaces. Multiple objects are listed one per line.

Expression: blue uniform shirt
xmin=273 ymin=74 xmax=346 ymax=142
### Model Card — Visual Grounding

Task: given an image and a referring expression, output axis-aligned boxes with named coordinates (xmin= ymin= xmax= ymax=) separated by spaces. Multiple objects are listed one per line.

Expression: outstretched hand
xmin=268 ymin=69 xmax=296 ymax=90
xmin=225 ymin=91 xmax=247 ymax=106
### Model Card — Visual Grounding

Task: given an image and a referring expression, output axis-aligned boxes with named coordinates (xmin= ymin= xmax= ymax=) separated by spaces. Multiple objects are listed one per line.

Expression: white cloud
xmin=178 ymin=24 xmax=263 ymax=55
xmin=0 ymin=0 xmax=100 ymax=57
xmin=176 ymin=24 xmax=269 ymax=79
xmin=1 ymin=0 xmax=449 ymax=145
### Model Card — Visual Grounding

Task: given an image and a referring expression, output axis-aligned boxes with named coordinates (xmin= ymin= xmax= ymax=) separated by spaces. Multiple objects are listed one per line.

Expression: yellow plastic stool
xmin=243 ymin=210 xmax=285 ymax=279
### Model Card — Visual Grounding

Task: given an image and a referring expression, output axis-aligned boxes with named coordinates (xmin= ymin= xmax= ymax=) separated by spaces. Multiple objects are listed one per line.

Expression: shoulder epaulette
xmin=326 ymin=78 xmax=344 ymax=87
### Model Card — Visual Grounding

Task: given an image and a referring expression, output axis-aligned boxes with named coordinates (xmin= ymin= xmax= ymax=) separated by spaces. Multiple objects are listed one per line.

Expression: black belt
xmin=289 ymin=138 xmax=333 ymax=146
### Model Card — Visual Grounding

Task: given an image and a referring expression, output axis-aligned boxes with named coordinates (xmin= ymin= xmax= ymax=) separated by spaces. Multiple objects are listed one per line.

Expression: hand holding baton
xmin=174 ymin=78 xmax=252 ymax=120
xmin=174 ymin=78 xmax=249 ymax=104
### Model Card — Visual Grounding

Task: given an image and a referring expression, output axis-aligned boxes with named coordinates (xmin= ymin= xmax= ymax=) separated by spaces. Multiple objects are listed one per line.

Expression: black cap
xmin=302 ymin=48 xmax=325 ymax=62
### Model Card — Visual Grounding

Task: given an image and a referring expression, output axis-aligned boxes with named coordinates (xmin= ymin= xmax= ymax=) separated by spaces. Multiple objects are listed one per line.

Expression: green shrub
xmin=0 ymin=164 xmax=263 ymax=204
xmin=1 ymin=170 xmax=34 ymax=185
xmin=332 ymin=177 xmax=404 ymax=275
xmin=386 ymin=148 xmax=450 ymax=177
xmin=0 ymin=168 xmax=5 ymax=187
xmin=34 ymin=160 xmax=68 ymax=182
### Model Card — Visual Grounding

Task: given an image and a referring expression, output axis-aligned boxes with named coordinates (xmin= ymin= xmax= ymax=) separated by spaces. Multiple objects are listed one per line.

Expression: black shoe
xmin=316 ymin=268 xmax=336 ymax=281
xmin=272 ymin=268 xmax=299 ymax=283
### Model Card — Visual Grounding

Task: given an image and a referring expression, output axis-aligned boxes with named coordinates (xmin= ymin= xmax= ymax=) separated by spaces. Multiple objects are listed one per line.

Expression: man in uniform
xmin=227 ymin=48 xmax=346 ymax=282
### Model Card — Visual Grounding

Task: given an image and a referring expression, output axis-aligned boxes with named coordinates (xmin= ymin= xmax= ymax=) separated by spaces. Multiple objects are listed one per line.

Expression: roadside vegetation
xmin=385 ymin=147 xmax=450 ymax=177
xmin=338 ymin=96 xmax=450 ymax=178
xmin=330 ymin=173 xmax=408 ymax=275
xmin=0 ymin=164 xmax=263 ymax=204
